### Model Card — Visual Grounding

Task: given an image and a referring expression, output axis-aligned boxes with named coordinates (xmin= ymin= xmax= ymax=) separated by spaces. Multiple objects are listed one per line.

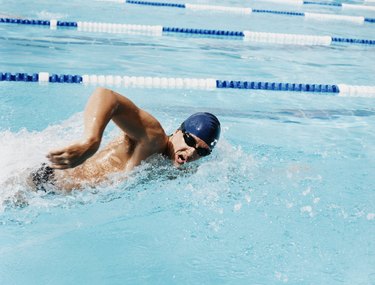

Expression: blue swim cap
xmin=180 ymin=112 xmax=221 ymax=149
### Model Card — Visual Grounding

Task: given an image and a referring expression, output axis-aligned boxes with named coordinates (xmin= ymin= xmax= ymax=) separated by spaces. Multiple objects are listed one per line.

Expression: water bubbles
xmin=233 ymin=202 xmax=242 ymax=212
xmin=275 ymin=271 xmax=289 ymax=283
xmin=36 ymin=10 xmax=67 ymax=20
xmin=0 ymin=113 xmax=86 ymax=213
xmin=286 ymin=202 xmax=294 ymax=209
xmin=244 ymin=193 xmax=251 ymax=204
xmin=300 ymin=205 xmax=313 ymax=217
xmin=302 ymin=186 xmax=311 ymax=196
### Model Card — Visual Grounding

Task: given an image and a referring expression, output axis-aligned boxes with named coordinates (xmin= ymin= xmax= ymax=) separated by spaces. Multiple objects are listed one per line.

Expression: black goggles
xmin=182 ymin=131 xmax=211 ymax=157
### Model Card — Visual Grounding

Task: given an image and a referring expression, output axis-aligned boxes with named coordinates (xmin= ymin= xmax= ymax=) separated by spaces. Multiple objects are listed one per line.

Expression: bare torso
xmin=43 ymin=87 xmax=174 ymax=191
xmin=53 ymin=133 xmax=164 ymax=191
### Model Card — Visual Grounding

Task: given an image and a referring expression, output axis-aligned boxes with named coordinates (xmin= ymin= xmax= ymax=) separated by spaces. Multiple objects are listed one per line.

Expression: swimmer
xmin=30 ymin=87 xmax=220 ymax=191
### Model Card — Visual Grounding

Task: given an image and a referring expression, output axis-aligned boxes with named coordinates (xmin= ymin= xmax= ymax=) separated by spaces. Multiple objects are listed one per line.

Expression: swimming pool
xmin=1 ymin=0 xmax=374 ymax=283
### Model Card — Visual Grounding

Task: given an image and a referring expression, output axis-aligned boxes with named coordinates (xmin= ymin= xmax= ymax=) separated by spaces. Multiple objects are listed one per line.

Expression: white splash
xmin=244 ymin=194 xmax=251 ymax=204
xmin=275 ymin=271 xmax=289 ymax=283
xmin=300 ymin=205 xmax=313 ymax=217
xmin=302 ymin=187 xmax=311 ymax=196
xmin=0 ymin=113 xmax=84 ymax=212
xmin=37 ymin=10 xmax=68 ymax=20
xmin=234 ymin=202 xmax=242 ymax=211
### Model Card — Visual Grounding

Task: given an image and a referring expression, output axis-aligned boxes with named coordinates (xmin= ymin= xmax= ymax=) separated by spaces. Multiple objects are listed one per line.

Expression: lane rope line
xmin=1 ymin=18 xmax=374 ymax=46
xmin=120 ymin=0 xmax=375 ymax=23
xmin=1 ymin=72 xmax=375 ymax=97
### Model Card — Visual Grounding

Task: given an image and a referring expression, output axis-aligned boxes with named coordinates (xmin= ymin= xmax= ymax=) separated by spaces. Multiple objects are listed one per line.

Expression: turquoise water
xmin=1 ymin=0 xmax=375 ymax=284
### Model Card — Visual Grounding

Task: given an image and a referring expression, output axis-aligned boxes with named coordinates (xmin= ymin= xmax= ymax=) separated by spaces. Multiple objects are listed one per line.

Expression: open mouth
xmin=175 ymin=153 xmax=186 ymax=165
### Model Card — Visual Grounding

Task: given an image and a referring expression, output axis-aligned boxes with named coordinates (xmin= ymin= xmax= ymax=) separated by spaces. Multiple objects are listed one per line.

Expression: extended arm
xmin=47 ymin=87 xmax=151 ymax=169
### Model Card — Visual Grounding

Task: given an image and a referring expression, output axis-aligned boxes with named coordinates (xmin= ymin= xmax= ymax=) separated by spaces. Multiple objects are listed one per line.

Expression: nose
xmin=186 ymin=146 xmax=198 ymax=160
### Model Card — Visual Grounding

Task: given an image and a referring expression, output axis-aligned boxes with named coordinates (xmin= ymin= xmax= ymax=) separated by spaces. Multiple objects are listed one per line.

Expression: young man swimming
xmin=31 ymin=87 xmax=220 ymax=191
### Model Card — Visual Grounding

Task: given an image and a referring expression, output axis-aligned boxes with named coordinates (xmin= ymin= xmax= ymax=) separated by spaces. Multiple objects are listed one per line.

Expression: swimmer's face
xmin=171 ymin=130 xmax=211 ymax=167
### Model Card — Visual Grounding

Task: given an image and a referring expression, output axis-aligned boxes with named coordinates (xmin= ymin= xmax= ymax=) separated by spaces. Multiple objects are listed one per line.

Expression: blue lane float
xmin=124 ymin=0 xmax=375 ymax=11
xmin=1 ymin=17 xmax=374 ymax=46
xmin=125 ymin=0 xmax=185 ymax=8
xmin=303 ymin=0 xmax=375 ymax=10
xmin=216 ymin=80 xmax=339 ymax=93
xmin=0 ymin=72 xmax=83 ymax=83
xmin=122 ymin=0 xmax=375 ymax=24
xmin=1 ymin=72 xmax=375 ymax=98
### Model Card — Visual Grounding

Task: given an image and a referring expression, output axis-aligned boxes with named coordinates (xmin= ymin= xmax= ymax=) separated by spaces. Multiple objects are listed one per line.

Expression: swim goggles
xmin=182 ymin=131 xmax=211 ymax=157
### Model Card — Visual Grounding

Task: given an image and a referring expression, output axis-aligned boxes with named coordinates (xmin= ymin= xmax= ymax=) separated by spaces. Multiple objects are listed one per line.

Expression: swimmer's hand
xmin=47 ymin=138 xmax=100 ymax=169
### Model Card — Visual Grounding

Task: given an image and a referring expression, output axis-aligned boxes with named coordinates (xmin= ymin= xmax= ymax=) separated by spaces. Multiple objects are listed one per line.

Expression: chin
xmin=173 ymin=161 xmax=184 ymax=168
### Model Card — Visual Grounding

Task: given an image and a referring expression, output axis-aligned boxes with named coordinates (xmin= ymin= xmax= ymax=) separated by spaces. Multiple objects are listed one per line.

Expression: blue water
xmin=1 ymin=0 xmax=375 ymax=284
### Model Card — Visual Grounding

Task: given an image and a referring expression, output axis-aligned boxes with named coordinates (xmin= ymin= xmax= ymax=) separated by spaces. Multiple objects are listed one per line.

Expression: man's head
xmin=169 ymin=112 xmax=221 ymax=166
xmin=180 ymin=112 xmax=221 ymax=150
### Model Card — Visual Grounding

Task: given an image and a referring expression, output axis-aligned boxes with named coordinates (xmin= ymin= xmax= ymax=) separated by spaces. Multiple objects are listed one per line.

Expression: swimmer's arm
xmin=82 ymin=87 xmax=146 ymax=142
xmin=48 ymin=87 xmax=159 ymax=169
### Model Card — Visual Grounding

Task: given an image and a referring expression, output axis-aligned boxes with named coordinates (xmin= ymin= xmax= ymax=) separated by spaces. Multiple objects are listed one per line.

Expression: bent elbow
xmin=94 ymin=87 xmax=117 ymax=101
xmin=95 ymin=86 xmax=110 ymax=94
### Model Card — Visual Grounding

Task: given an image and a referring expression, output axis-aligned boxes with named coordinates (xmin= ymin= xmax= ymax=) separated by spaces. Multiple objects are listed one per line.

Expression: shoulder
xmin=138 ymin=110 xmax=167 ymax=141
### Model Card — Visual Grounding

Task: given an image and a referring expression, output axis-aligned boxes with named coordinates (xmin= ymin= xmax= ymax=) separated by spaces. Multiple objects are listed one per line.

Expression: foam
xmin=0 ymin=113 xmax=84 ymax=212
xmin=0 ymin=115 xmax=255 ymax=223
xmin=36 ymin=10 xmax=67 ymax=20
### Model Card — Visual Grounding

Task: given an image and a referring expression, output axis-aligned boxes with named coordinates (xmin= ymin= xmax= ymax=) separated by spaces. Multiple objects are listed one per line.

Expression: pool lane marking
xmin=119 ymin=0 xmax=375 ymax=24
xmin=1 ymin=72 xmax=375 ymax=97
xmin=1 ymin=18 xmax=374 ymax=46
xmin=123 ymin=0 xmax=375 ymax=12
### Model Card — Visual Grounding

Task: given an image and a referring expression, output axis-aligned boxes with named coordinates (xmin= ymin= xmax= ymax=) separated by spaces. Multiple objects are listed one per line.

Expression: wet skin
xmin=46 ymin=87 xmax=211 ymax=191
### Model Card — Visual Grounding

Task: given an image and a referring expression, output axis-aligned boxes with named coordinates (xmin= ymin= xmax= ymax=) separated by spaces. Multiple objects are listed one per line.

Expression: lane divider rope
xmin=121 ymin=0 xmax=375 ymax=23
xmin=1 ymin=18 xmax=374 ymax=46
xmin=1 ymin=72 xmax=374 ymax=97
xmin=303 ymin=1 xmax=375 ymax=11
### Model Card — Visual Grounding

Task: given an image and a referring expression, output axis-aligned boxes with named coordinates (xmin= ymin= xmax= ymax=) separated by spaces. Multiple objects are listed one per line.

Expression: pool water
xmin=0 ymin=0 xmax=374 ymax=284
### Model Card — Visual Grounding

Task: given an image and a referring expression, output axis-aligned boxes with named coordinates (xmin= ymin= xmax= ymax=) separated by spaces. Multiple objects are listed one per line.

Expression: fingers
xmin=47 ymin=151 xmax=85 ymax=169
xmin=47 ymin=157 xmax=70 ymax=169
xmin=47 ymin=151 xmax=72 ymax=168
xmin=47 ymin=145 xmax=78 ymax=162
xmin=46 ymin=141 xmax=93 ymax=169
xmin=48 ymin=158 xmax=77 ymax=169
xmin=48 ymin=149 xmax=65 ymax=156
xmin=47 ymin=153 xmax=66 ymax=163
xmin=49 ymin=163 xmax=70 ymax=170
